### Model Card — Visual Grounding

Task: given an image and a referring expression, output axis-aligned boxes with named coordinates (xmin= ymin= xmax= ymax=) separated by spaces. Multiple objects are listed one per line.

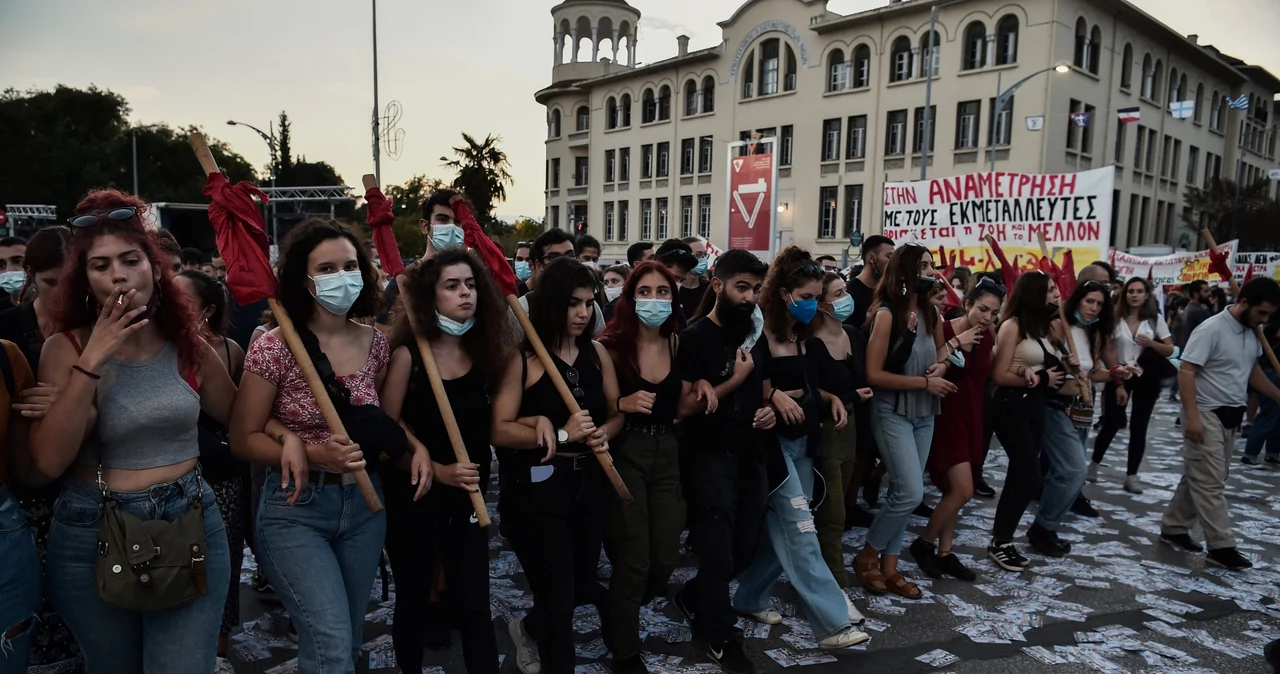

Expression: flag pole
xmin=189 ymin=133 xmax=384 ymax=513
xmin=1200 ymin=229 xmax=1280 ymax=373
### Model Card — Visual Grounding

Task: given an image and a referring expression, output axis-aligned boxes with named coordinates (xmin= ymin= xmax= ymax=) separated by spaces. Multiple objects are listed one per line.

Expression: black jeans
xmin=383 ymin=471 xmax=499 ymax=674
xmin=500 ymin=457 xmax=607 ymax=674
xmin=1092 ymin=374 xmax=1162 ymax=475
xmin=679 ymin=441 xmax=767 ymax=647
xmin=991 ymin=388 xmax=1047 ymax=542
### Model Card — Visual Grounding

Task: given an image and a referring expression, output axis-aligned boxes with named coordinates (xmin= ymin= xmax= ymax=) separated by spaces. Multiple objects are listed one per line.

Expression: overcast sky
xmin=3 ymin=0 xmax=1277 ymax=220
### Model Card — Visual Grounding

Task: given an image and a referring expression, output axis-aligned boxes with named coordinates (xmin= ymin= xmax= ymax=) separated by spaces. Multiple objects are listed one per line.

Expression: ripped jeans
xmin=0 ymin=483 xmax=41 ymax=674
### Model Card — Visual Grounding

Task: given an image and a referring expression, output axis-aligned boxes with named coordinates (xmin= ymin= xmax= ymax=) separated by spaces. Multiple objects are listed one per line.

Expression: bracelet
xmin=72 ymin=365 xmax=101 ymax=380
xmin=769 ymin=388 xmax=778 ymax=403
xmin=921 ymin=375 xmax=929 ymax=390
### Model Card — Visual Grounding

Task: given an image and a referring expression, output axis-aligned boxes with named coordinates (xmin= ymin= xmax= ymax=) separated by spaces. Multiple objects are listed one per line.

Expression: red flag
xmin=364 ymin=187 xmax=403 ymax=277
xmin=1244 ymin=264 xmax=1255 ymax=285
xmin=987 ymin=238 xmax=1021 ymax=290
xmin=1060 ymin=250 xmax=1077 ymax=298
xmin=1208 ymin=247 xmax=1232 ymax=284
xmin=202 ymin=173 xmax=276 ymax=305
xmin=454 ymin=199 xmax=517 ymax=297
xmin=936 ymin=245 xmax=962 ymax=310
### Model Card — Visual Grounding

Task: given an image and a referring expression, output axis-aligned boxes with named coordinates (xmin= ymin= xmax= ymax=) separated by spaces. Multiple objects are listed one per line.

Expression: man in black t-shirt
xmin=845 ymin=235 xmax=894 ymax=331
xmin=672 ymin=250 xmax=774 ymax=673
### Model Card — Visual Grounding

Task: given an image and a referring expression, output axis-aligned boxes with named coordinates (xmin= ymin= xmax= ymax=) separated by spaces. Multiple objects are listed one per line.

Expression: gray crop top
xmin=82 ymin=341 xmax=201 ymax=470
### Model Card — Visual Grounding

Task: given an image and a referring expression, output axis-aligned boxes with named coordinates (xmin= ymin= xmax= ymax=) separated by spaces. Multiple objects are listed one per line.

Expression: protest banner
xmin=726 ymin=151 xmax=776 ymax=252
xmin=1233 ymin=251 xmax=1280 ymax=285
xmin=1109 ymin=240 xmax=1239 ymax=286
xmin=881 ymin=167 xmax=1114 ymax=271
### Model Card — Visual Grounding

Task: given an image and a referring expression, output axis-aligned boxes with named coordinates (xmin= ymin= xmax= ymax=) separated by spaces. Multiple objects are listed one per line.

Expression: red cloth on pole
xmin=454 ymin=200 xmax=516 ymax=297
xmin=987 ymin=238 xmax=1021 ymax=290
xmin=1208 ymin=248 xmax=1233 ymax=284
xmin=364 ymin=187 xmax=403 ymax=277
xmin=202 ymin=173 xmax=276 ymax=305
xmin=936 ymin=245 xmax=962 ymax=310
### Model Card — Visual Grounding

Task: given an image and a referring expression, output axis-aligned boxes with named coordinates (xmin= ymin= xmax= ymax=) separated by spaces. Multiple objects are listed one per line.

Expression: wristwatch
xmin=556 ymin=428 xmax=569 ymax=444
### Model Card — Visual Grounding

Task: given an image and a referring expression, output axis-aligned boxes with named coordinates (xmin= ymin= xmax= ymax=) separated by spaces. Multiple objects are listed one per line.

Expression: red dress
xmin=927 ymin=320 xmax=993 ymax=486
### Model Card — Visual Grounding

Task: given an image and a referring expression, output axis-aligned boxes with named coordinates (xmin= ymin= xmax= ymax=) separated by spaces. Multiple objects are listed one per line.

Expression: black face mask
xmin=715 ymin=291 xmax=756 ymax=343
xmin=1046 ymin=303 xmax=1061 ymax=321
xmin=914 ymin=276 xmax=939 ymax=295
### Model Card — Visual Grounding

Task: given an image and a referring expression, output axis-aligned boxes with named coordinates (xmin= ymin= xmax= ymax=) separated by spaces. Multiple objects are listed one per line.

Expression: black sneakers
xmin=1207 ymin=547 xmax=1253 ymax=571
xmin=909 ymin=538 xmax=942 ymax=579
xmin=613 ymin=655 xmax=650 ymax=674
xmin=912 ymin=502 xmax=935 ymax=518
xmin=1027 ymin=523 xmax=1071 ymax=557
xmin=988 ymin=540 xmax=1030 ymax=571
xmin=973 ymin=475 xmax=996 ymax=498
xmin=1070 ymin=496 xmax=1100 ymax=518
xmin=709 ymin=639 xmax=755 ymax=674
xmin=673 ymin=587 xmax=697 ymax=627
xmin=937 ymin=552 xmax=978 ymax=581
xmin=1159 ymin=531 xmax=1205 ymax=553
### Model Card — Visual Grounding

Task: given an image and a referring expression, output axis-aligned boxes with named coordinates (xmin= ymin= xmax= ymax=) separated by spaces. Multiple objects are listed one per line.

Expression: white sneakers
xmin=1124 ymin=475 xmax=1144 ymax=494
xmin=844 ymin=593 xmax=865 ymax=625
xmin=743 ymin=607 xmax=783 ymax=625
xmin=508 ymin=615 xmax=542 ymax=674
xmin=1086 ymin=462 xmax=1099 ymax=482
xmin=819 ymin=626 xmax=871 ymax=649
xmin=215 ymin=657 xmax=235 ymax=674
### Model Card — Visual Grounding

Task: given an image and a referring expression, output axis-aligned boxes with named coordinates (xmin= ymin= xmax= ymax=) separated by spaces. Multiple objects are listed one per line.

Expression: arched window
xmin=828 ymin=48 xmax=848 ymax=92
xmin=759 ymin=39 xmax=781 ymax=95
xmin=784 ymin=44 xmax=797 ymax=91
xmin=1152 ymin=59 xmax=1164 ymax=101
xmin=1089 ymin=26 xmax=1101 ymax=75
xmin=642 ymin=88 xmax=656 ymax=124
xmin=1167 ymin=68 xmax=1181 ymax=107
xmin=684 ymin=80 xmax=699 ymax=116
xmin=1120 ymin=43 xmax=1134 ymax=89
xmin=742 ymin=52 xmax=755 ymax=98
xmin=1073 ymin=18 xmax=1089 ymax=70
xmin=1194 ymin=84 xmax=1205 ymax=123
xmin=1178 ymin=74 xmax=1188 ymax=104
xmin=576 ymin=105 xmax=589 ymax=132
xmin=1211 ymin=91 xmax=1223 ymax=130
xmin=920 ymin=30 xmax=940 ymax=78
xmin=1141 ymin=54 xmax=1154 ymax=99
xmin=853 ymin=44 xmax=871 ymax=88
xmin=963 ymin=22 xmax=987 ymax=70
xmin=620 ymin=93 xmax=632 ymax=127
xmin=658 ymin=85 xmax=671 ymax=121
xmin=548 ymin=109 xmax=561 ymax=138
xmin=996 ymin=15 xmax=1019 ymax=65
xmin=890 ymin=36 xmax=912 ymax=82
xmin=606 ymin=96 xmax=618 ymax=129
xmin=701 ymin=76 xmax=716 ymax=113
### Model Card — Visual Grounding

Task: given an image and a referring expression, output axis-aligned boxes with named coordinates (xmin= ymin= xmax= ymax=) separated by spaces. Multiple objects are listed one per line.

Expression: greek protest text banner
xmin=1109 ymin=240 xmax=1239 ymax=286
xmin=881 ymin=167 xmax=1114 ymax=271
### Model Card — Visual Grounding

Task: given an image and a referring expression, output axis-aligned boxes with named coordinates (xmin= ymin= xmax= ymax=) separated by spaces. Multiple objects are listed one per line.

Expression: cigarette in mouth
xmin=116 ymin=293 xmax=125 ymax=306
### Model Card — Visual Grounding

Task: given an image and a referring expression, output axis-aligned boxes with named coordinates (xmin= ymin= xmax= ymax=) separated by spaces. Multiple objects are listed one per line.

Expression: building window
xmin=1065 ymin=99 xmax=1096 ymax=155
xmin=847 ymin=115 xmax=867 ymax=159
xmin=1171 ymin=139 xmax=1182 ymax=182
xmin=657 ymin=142 xmax=670 ymax=178
xmin=843 ymin=184 xmax=863 ymax=238
xmin=1159 ymin=134 xmax=1172 ymax=177
xmin=1151 ymin=60 xmax=1163 ymax=101
xmin=1211 ymin=91 xmax=1223 ymax=131
xmin=620 ymin=94 xmax=632 ymax=127
xmin=920 ymin=31 xmax=940 ymax=78
xmin=963 ymin=22 xmax=987 ymax=71
xmin=574 ymin=157 xmax=589 ymax=186
xmin=1114 ymin=122 xmax=1127 ymax=164
xmin=1139 ymin=196 xmax=1151 ymax=244
xmin=1141 ymin=55 xmax=1155 ymax=99
xmin=548 ymin=109 xmax=561 ymax=138
xmin=1127 ymin=194 xmax=1139 ymax=245
xmin=996 ymin=15 xmax=1019 ymax=65
xmin=1187 ymin=145 xmax=1199 ymax=184
xmin=955 ymin=101 xmax=981 ymax=149
xmin=685 ymin=80 xmax=699 ymax=117
xmin=550 ymin=158 xmax=560 ymax=189
xmin=607 ymin=97 xmax=618 ymax=130
xmin=784 ymin=44 xmax=797 ymax=91
xmin=642 ymin=144 xmax=653 ymax=179
xmin=1073 ymin=20 xmax=1089 ymax=71
xmin=890 ymin=37 xmax=912 ymax=82
xmin=1120 ymin=43 xmax=1133 ymax=89
xmin=698 ymin=195 xmax=712 ymax=238
xmin=640 ymin=199 xmax=652 ymax=240
xmin=576 ymin=105 xmax=590 ymax=132
xmin=818 ymin=186 xmax=838 ymax=239
xmin=989 ymin=96 xmax=1013 ymax=146
xmin=604 ymin=202 xmax=616 ymax=242
xmin=605 ymin=149 xmax=616 ymax=183
xmin=658 ymin=85 xmax=671 ymax=121
xmin=642 ymin=88 xmax=657 ymax=124
xmin=550 ymin=205 xmax=560 ymax=231
xmin=822 ymin=118 xmax=842 ymax=162
xmin=656 ymin=198 xmax=669 ymax=240
xmin=681 ymin=196 xmax=694 ymax=237
xmin=1145 ymin=127 xmax=1157 ymax=173
xmin=742 ymin=53 xmax=755 ymax=98
xmin=619 ymin=148 xmax=630 ymax=181
xmin=886 ymin=109 xmax=907 ymax=156
xmin=761 ymin=39 xmax=780 ymax=95
xmin=618 ymin=201 xmax=629 ymax=241
xmin=852 ymin=45 xmax=871 ymax=88
xmin=913 ymin=106 xmax=936 ymax=154
xmin=699 ymin=136 xmax=713 ymax=173
xmin=781 ymin=125 xmax=794 ymax=166
xmin=701 ymin=76 xmax=715 ymax=113
xmin=1133 ymin=124 xmax=1146 ymax=169
xmin=681 ymin=138 xmax=695 ymax=175
xmin=1194 ymin=84 xmax=1204 ymax=124
xmin=828 ymin=49 xmax=849 ymax=92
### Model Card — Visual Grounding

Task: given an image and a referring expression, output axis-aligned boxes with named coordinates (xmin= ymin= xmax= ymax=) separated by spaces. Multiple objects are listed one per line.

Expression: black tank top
xmin=621 ymin=337 xmax=682 ymax=427
xmin=769 ymin=350 xmax=822 ymax=441
xmin=518 ymin=347 xmax=608 ymax=454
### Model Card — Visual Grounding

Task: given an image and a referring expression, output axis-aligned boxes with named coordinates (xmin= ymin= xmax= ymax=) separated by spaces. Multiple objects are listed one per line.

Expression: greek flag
xmin=1227 ymin=94 xmax=1250 ymax=110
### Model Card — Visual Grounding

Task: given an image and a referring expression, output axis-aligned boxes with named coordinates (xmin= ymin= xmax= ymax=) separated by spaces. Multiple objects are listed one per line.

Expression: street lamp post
xmin=131 ymin=123 xmax=162 ymax=197
xmin=227 ymin=119 xmax=279 ymax=244
xmin=989 ymin=61 xmax=1074 ymax=172
xmin=920 ymin=0 xmax=968 ymax=180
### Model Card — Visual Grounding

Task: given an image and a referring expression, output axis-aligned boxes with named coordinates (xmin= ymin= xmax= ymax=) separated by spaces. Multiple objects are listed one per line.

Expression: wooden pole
xmin=1038 ymin=233 xmax=1092 ymax=406
xmin=505 ymin=294 xmax=633 ymax=502
xmin=1200 ymin=230 xmax=1280 ymax=373
xmin=189 ymin=133 xmax=383 ymax=513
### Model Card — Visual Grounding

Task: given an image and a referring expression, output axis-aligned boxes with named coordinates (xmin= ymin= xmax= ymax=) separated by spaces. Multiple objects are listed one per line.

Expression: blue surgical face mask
xmin=0 ymin=271 xmax=24 ymax=294
xmin=947 ymin=350 xmax=967 ymax=368
xmin=1074 ymin=310 xmax=1099 ymax=327
xmin=635 ymin=298 xmax=672 ymax=328
xmin=787 ymin=294 xmax=819 ymax=325
xmin=515 ymin=261 xmax=532 ymax=282
xmin=437 ymin=314 xmax=475 ymax=336
xmin=431 ymin=223 xmax=464 ymax=251
xmin=828 ymin=294 xmax=855 ymax=322
xmin=692 ymin=258 xmax=709 ymax=276
xmin=310 ymin=270 xmax=364 ymax=315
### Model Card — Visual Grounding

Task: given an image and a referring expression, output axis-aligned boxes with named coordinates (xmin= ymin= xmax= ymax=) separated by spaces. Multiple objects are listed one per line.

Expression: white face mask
xmin=604 ymin=286 xmax=624 ymax=302
xmin=0 ymin=271 xmax=24 ymax=295
xmin=309 ymin=270 xmax=364 ymax=315
xmin=584 ymin=260 xmax=599 ymax=270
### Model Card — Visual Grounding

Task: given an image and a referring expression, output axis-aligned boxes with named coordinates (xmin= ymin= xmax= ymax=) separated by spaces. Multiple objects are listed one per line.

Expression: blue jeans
xmin=257 ymin=469 xmax=385 ymax=674
xmin=1245 ymin=368 xmax=1280 ymax=459
xmin=1039 ymin=409 xmax=1088 ymax=531
xmin=0 ymin=484 xmax=41 ymax=674
xmin=867 ymin=398 xmax=935 ymax=556
xmin=46 ymin=471 xmax=230 ymax=674
xmin=733 ymin=437 xmax=849 ymax=641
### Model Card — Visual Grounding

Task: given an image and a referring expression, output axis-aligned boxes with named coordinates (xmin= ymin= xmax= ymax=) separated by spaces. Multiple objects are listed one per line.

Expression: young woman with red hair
xmin=27 ymin=189 xmax=295 ymax=673
xmin=597 ymin=261 xmax=714 ymax=674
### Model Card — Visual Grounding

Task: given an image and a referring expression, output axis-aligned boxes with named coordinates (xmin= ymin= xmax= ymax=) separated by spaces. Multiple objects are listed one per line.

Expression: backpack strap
xmin=0 ymin=343 xmax=14 ymax=399
xmin=294 ymin=326 xmax=352 ymax=406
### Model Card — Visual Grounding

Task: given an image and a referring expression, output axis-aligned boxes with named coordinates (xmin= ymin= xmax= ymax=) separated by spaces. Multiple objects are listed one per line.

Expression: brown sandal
xmin=854 ymin=549 xmax=887 ymax=594
xmin=883 ymin=573 xmax=923 ymax=600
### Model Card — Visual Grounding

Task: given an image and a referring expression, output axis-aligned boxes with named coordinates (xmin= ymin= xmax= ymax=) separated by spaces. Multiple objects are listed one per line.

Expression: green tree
xmin=277 ymin=111 xmax=293 ymax=173
xmin=513 ymin=218 xmax=544 ymax=242
xmin=443 ymin=133 xmax=514 ymax=234
xmin=1182 ymin=178 xmax=1275 ymax=249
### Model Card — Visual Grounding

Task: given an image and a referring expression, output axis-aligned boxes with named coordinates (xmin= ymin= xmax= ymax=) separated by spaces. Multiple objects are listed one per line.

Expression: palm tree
xmin=443 ymin=133 xmax=514 ymax=233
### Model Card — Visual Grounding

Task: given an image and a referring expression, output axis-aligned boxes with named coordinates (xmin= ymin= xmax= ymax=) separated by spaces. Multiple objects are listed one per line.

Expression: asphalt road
xmin=230 ymin=395 xmax=1279 ymax=673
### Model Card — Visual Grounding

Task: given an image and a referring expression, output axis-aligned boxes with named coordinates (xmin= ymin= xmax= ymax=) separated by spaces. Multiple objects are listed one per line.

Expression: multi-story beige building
xmin=537 ymin=0 xmax=1279 ymax=262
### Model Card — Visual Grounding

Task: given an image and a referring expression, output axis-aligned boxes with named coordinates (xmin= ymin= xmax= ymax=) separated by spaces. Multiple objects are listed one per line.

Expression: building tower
xmin=551 ymin=0 xmax=642 ymax=83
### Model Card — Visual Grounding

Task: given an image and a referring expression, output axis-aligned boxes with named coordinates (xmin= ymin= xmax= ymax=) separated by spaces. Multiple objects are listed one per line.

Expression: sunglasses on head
xmin=1080 ymin=280 xmax=1110 ymax=292
xmin=786 ymin=262 xmax=821 ymax=280
xmin=975 ymin=276 xmax=1008 ymax=297
xmin=68 ymin=207 xmax=137 ymax=229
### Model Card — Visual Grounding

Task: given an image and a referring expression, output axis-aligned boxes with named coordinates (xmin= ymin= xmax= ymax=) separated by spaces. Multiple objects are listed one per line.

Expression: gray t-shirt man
xmin=1181 ymin=309 xmax=1262 ymax=410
